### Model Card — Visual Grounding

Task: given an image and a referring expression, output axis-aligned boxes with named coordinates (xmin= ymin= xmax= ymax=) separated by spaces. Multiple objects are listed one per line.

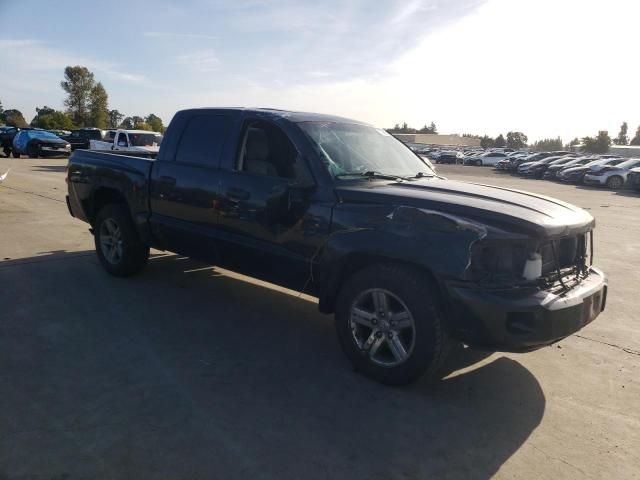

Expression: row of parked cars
xmin=0 ymin=126 xmax=162 ymax=158
xmin=494 ymin=150 xmax=640 ymax=192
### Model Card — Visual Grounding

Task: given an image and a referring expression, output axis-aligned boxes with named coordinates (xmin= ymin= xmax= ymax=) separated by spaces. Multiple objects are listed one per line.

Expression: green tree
xmin=108 ymin=109 xmax=124 ymax=129
xmin=630 ymin=126 xmax=640 ymax=146
xmin=506 ymin=131 xmax=528 ymax=149
xmin=145 ymin=113 xmax=165 ymax=133
xmin=613 ymin=121 xmax=629 ymax=145
xmin=61 ymin=66 xmax=96 ymax=126
xmin=480 ymin=135 xmax=495 ymax=148
xmin=120 ymin=117 xmax=134 ymax=129
xmin=31 ymin=106 xmax=75 ymax=130
xmin=134 ymin=122 xmax=152 ymax=131
xmin=531 ymin=137 xmax=563 ymax=151
xmin=88 ymin=82 xmax=109 ymax=128
xmin=569 ymin=137 xmax=581 ymax=148
xmin=582 ymin=131 xmax=611 ymax=154
xmin=494 ymin=134 xmax=506 ymax=148
xmin=2 ymin=109 xmax=28 ymax=127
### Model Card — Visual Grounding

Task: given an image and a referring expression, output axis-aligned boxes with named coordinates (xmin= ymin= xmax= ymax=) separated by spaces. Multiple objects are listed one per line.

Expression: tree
xmin=30 ymin=106 xmax=75 ymax=130
xmin=494 ymin=134 xmax=506 ymax=148
xmin=531 ymin=137 xmax=563 ymax=151
xmin=108 ymin=109 xmax=124 ymax=129
xmin=0 ymin=99 xmax=4 ymax=121
xmin=145 ymin=113 xmax=165 ymax=133
xmin=582 ymin=131 xmax=611 ymax=154
xmin=61 ymin=66 xmax=96 ymax=126
xmin=613 ymin=122 xmax=629 ymax=145
xmin=120 ymin=117 xmax=134 ymax=129
xmin=506 ymin=131 xmax=528 ymax=149
xmin=88 ymin=82 xmax=109 ymax=128
xmin=480 ymin=135 xmax=495 ymax=148
xmin=134 ymin=122 xmax=153 ymax=131
xmin=2 ymin=109 xmax=28 ymax=127
xmin=630 ymin=126 xmax=640 ymax=146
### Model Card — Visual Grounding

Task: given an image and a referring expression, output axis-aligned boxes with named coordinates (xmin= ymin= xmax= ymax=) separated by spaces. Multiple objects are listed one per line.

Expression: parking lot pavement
xmin=0 ymin=158 xmax=638 ymax=479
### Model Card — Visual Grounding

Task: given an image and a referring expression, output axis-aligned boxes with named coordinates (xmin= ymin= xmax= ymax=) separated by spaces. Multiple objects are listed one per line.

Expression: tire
xmin=606 ymin=175 xmax=624 ymax=190
xmin=27 ymin=143 xmax=39 ymax=159
xmin=335 ymin=263 xmax=450 ymax=386
xmin=476 ymin=160 xmax=483 ymax=166
xmin=94 ymin=204 xmax=149 ymax=277
xmin=12 ymin=151 xmax=20 ymax=158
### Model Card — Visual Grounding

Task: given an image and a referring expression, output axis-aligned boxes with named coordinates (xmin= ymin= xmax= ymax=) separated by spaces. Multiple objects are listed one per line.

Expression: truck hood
xmin=335 ymin=178 xmax=594 ymax=238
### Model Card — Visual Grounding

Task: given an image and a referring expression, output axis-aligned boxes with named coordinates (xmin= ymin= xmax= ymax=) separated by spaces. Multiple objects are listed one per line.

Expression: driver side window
xmin=117 ymin=133 xmax=128 ymax=147
xmin=236 ymin=120 xmax=310 ymax=182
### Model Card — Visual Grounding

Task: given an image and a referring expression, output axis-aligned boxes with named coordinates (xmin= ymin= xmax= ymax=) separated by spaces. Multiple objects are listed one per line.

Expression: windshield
xmin=29 ymin=130 xmax=59 ymax=139
xmin=616 ymin=159 xmax=640 ymax=169
xmin=298 ymin=122 xmax=434 ymax=179
xmin=128 ymin=133 xmax=163 ymax=147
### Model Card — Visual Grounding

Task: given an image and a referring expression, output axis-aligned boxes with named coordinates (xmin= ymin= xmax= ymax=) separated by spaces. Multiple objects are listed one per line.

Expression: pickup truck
xmin=66 ymin=108 xmax=608 ymax=386
xmin=89 ymin=129 xmax=163 ymax=157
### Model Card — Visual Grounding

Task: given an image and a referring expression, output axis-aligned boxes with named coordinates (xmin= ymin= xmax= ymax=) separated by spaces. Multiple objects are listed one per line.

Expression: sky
xmin=0 ymin=0 xmax=639 ymax=142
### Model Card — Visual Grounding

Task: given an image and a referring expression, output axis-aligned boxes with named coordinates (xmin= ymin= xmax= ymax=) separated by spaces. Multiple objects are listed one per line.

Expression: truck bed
xmin=66 ymin=149 xmax=155 ymax=227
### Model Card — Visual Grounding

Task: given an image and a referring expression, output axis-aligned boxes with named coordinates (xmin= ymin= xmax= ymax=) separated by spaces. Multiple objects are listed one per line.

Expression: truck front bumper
xmin=445 ymin=267 xmax=607 ymax=352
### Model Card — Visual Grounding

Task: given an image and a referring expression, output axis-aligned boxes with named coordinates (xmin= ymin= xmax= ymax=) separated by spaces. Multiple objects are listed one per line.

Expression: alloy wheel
xmin=349 ymin=288 xmax=416 ymax=367
xmin=99 ymin=218 xmax=124 ymax=264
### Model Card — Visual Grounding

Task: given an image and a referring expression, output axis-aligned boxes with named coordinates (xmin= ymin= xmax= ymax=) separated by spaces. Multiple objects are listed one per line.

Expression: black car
xmin=542 ymin=157 xmax=595 ymax=180
xmin=61 ymin=128 xmax=103 ymax=150
xmin=626 ymin=168 xmax=640 ymax=192
xmin=66 ymin=108 xmax=608 ymax=386
xmin=12 ymin=129 xmax=71 ymax=158
xmin=0 ymin=126 xmax=20 ymax=157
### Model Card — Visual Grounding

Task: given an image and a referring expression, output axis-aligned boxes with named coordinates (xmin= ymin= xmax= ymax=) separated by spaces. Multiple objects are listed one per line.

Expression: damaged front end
xmin=445 ymin=229 xmax=607 ymax=352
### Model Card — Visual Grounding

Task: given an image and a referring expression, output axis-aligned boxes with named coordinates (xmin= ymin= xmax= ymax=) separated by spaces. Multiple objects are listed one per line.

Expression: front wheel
xmin=12 ymin=151 xmax=20 ymax=158
xmin=606 ymin=175 xmax=624 ymax=190
xmin=335 ymin=264 xmax=450 ymax=386
xmin=94 ymin=204 xmax=149 ymax=277
xmin=27 ymin=143 xmax=39 ymax=158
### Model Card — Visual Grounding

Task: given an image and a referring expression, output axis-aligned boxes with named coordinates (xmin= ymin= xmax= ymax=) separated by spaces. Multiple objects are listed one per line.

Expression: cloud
xmin=174 ymin=50 xmax=220 ymax=72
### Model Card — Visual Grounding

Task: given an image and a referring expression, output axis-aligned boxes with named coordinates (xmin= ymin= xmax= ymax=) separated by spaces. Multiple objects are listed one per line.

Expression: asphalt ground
xmin=0 ymin=157 xmax=638 ymax=479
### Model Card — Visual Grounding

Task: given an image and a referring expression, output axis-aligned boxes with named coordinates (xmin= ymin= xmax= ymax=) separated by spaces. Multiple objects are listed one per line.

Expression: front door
xmin=215 ymin=119 xmax=321 ymax=291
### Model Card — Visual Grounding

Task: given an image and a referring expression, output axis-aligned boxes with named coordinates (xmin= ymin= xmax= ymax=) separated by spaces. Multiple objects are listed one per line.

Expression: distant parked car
xmin=517 ymin=155 xmax=571 ymax=176
xmin=60 ymin=128 xmax=104 ymax=151
xmin=0 ymin=126 xmax=20 ymax=157
xmin=12 ymin=129 xmax=71 ymax=158
xmin=464 ymin=151 xmax=507 ymax=166
xmin=627 ymin=167 xmax=640 ymax=192
xmin=558 ymin=158 xmax=625 ymax=184
xmin=583 ymin=158 xmax=640 ymax=189
xmin=434 ymin=150 xmax=463 ymax=164
xmin=542 ymin=156 xmax=596 ymax=180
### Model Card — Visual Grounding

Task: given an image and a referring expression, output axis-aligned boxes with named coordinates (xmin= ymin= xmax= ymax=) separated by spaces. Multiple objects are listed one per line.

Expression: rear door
xmin=149 ymin=111 xmax=238 ymax=262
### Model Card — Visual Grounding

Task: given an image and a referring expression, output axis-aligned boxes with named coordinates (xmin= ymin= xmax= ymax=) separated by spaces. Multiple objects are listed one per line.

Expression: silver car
xmin=583 ymin=158 xmax=640 ymax=189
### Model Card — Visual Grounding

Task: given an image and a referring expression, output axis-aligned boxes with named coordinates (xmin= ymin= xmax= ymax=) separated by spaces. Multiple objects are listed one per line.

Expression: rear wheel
xmin=606 ymin=175 xmax=624 ymax=190
xmin=335 ymin=264 xmax=450 ymax=386
xmin=476 ymin=160 xmax=483 ymax=166
xmin=12 ymin=151 xmax=20 ymax=158
xmin=94 ymin=204 xmax=149 ymax=277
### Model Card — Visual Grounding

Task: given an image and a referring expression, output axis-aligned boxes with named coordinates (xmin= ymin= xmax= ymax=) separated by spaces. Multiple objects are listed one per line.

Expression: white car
xmin=464 ymin=151 xmax=508 ymax=166
xmin=583 ymin=158 xmax=640 ymax=189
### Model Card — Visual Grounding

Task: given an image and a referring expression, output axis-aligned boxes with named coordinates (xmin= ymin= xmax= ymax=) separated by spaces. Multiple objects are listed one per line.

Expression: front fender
xmin=316 ymin=205 xmax=488 ymax=313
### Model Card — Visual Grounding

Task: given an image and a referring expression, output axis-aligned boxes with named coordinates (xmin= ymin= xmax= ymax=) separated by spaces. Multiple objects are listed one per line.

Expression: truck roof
xmin=178 ymin=107 xmax=370 ymax=126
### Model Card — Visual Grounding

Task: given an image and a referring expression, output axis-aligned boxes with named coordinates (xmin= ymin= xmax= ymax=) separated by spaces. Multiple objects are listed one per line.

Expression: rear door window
xmin=176 ymin=115 xmax=231 ymax=167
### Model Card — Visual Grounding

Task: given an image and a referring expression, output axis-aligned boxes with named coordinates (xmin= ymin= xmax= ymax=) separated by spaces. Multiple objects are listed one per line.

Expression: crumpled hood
xmin=335 ymin=178 xmax=594 ymax=238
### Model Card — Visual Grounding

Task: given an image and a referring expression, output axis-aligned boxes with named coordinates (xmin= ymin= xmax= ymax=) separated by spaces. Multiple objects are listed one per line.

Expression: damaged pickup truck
xmin=66 ymin=108 xmax=608 ymax=385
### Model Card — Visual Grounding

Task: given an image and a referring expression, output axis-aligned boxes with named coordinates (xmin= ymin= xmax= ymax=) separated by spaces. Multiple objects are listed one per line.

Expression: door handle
xmin=158 ymin=175 xmax=176 ymax=186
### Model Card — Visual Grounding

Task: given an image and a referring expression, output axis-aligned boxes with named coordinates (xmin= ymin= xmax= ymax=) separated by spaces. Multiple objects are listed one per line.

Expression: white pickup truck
xmin=89 ymin=129 xmax=163 ymax=156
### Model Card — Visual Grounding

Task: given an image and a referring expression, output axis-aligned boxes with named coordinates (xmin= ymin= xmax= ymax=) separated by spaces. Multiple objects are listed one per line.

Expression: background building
xmin=393 ymin=133 xmax=481 ymax=147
